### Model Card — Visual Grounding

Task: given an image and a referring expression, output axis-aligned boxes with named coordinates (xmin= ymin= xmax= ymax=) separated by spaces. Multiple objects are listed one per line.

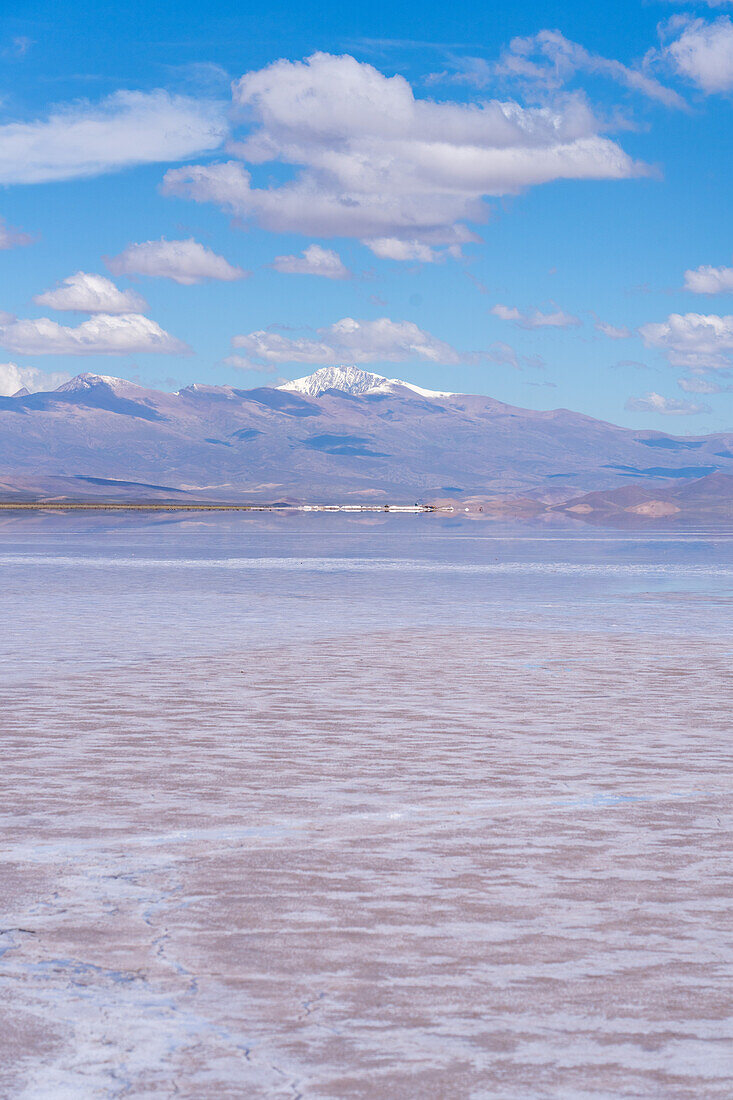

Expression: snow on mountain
xmin=278 ymin=365 xmax=456 ymax=399
xmin=176 ymin=383 xmax=238 ymax=399
xmin=3 ymin=366 xmax=733 ymax=504
xmin=395 ymin=380 xmax=457 ymax=399
xmin=55 ymin=372 xmax=142 ymax=393
xmin=53 ymin=366 xmax=456 ymax=402
xmin=279 ymin=366 xmax=390 ymax=397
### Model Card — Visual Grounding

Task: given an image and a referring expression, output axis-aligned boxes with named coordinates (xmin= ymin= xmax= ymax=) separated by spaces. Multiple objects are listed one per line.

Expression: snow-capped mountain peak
xmin=278 ymin=365 xmax=455 ymax=398
xmin=279 ymin=366 xmax=389 ymax=397
xmin=55 ymin=373 xmax=141 ymax=393
xmin=177 ymin=383 xmax=237 ymax=398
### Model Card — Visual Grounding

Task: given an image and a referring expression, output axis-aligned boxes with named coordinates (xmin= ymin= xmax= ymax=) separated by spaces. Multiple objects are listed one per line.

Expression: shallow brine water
xmin=1 ymin=511 xmax=732 ymax=1098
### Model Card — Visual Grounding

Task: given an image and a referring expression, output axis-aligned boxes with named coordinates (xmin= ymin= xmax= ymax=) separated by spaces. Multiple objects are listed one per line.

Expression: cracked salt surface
xmin=1 ymin=514 xmax=732 ymax=1098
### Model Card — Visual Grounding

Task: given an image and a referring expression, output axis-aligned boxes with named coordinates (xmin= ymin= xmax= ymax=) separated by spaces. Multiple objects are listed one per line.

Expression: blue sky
xmin=2 ymin=0 xmax=733 ymax=431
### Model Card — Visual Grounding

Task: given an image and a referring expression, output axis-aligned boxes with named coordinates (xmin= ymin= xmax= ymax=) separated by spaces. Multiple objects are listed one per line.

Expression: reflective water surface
xmin=1 ymin=512 xmax=732 ymax=1098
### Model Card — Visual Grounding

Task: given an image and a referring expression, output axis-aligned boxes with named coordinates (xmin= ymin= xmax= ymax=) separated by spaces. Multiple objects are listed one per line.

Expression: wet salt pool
xmin=1 ymin=512 xmax=732 ymax=1097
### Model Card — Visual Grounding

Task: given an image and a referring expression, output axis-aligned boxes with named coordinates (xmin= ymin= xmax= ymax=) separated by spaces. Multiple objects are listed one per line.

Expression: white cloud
xmin=0 ymin=217 xmax=32 ymax=249
xmin=664 ymin=16 xmax=733 ymax=93
xmin=595 ymin=320 xmax=632 ymax=339
xmin=365 ymin=239 xmax=442 ymax=262
xmin=272 ymin=244 xmax=349 ymax=278
xmin=162 ymin=52 xmax=648 ymax=253
xmin=683 ymin=261 xmax=733 ymax=294
xmin=0 ymin=313 xmax=189 ymax=356
xmin=640 ymin=312 xmax=733 ymax=369
xmin=678 ymin=375 xmax=733 ymax=393
xmin=625 ymin=391 xmax=711 ymax=415
xmin=0 ymin=90 xmax=227 ymax=185
xmin=34 ymin=272 xmax=148 ymax=314
xmin=0 ymin=362 xmax=70 ymax=396
xmin=491 ymin=303 xmax=581 ymax=329
xmin=491 ymin=29 xmax=686 ymax=109
xmin=106 ymin=237 xmax=247 ymax=285
xmin=231 ymin=316 xmax=463 ymax=366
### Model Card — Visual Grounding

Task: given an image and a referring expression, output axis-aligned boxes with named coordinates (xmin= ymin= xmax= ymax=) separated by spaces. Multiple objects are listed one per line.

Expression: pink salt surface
xmin=1 ymin=627 xmax=731 ymax=1098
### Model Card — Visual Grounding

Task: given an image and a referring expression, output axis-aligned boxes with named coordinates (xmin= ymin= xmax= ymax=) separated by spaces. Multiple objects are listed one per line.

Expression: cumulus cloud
xmin=272 ymin=244 xmax=349 ymax=278
xmin=489 ymin=29 xmax=685 ymax=109
xmin=491 ymin=303 xmax=581 ymax=329
xmin=0 ymin=217 xmax=32 ymax=249
xmin=640 ymin=312 xmax=733 ymax=369
xmin=0 ymin=90 xmax=227 ymax=185
xmin=0 ymin=313 xmax=189 ymax=356
xmin=231 ymin=316 xmax=463 ymax=366
xmin=106 ymin=237 xmax=247 ymax=285
xmin=625 ymin=391 xmax=711 ymax=415
xmin=365 ymin=239 xmax=445 ymax=262
xmin=678 ymin=375 xmax=733 ymax=393
xmin=34 ymin=272 xmax=148 ymax=314
xmin=684 ymin=261 xmax=733 ymax=294
xmin=0 ymin=362 xmax=70 ymax=396
xmin=162 ymin=52 xmax=648 ymax=254
xmin=663 ymin=16 xmax=733 ymax=93
xmin=595 ymin=319 xmax=632 ymax=339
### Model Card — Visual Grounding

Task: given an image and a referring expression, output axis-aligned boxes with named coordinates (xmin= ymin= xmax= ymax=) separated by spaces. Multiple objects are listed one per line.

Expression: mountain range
xmin=1 ymin=367 xmax=733 ymax=513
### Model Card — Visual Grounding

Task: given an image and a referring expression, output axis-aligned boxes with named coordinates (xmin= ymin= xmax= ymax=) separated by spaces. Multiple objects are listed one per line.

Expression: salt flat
xmin=1 ymin=516 xmax=731 ymax=1097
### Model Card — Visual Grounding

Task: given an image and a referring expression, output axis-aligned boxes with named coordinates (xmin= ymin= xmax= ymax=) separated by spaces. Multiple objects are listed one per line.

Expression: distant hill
xmin=553 ymin=472 xmax=733 ymax=524
xmin=1 ymin=367 xmax=732 ymax=504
